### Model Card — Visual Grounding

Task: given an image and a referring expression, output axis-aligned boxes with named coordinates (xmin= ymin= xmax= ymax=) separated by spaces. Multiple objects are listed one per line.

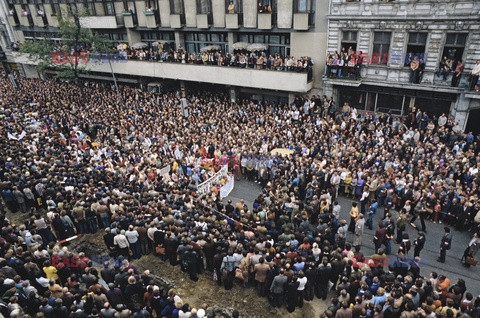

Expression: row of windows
xmin=340 ymin=31 xmax=468 ymax=65
xmin=8 ymin=0 xmax=315 ymax=16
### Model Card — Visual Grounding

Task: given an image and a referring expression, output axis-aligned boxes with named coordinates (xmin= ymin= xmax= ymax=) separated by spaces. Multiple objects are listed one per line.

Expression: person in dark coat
xmin=270 ymin=268 xmax=288 ymax=308
xmin=183 ymin=245 xmax=199 ymax=281
xmin=304 ymin=263 xmax=316 ymax=301
xmin=437 ymin=227 xmax=452 ymax=263
xmin=413 ymin=231 xmax=426 ymax=258
xmin=52 ymin=213 xmax=68 ymax=241
xmin=316 ymin=257 xmax=332 ymax=300
xmin=286 ymin=276 xmax=300 ymax=313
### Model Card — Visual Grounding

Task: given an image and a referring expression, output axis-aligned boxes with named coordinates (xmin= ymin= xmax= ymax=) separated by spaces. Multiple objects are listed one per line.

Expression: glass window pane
xmin=445 ymin=34 xmax=455 ymax=45
xmin=458 ymin=33 xmax=467 ymax=45
xmin=198 ymin=33 xmax=207 ymax=42
xmin=254 ymin=35 xmax=264 ymax=43
xmin=269 ymin=35 xmax=280 ymax=44
xmin=239 ymin=34 xmax=248 ymax=42
xmin=211 ymin=34 xmax=219 ymax=42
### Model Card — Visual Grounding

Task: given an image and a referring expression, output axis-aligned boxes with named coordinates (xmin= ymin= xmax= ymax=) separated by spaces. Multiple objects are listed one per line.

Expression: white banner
xmin=220 ymin=176 xmax=234 ymax=199
xmin=158 ymin=165 xmax=171 ymax=181
xmin=197 ymin=166 xmax=228 ymax=197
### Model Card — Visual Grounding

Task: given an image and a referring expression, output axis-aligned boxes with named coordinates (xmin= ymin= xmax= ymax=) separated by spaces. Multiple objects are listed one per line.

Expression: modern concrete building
xmin=0 ymin=0 xmax=328 ymax=102
xmin=323 ymin=0 xmax=480 ymax=132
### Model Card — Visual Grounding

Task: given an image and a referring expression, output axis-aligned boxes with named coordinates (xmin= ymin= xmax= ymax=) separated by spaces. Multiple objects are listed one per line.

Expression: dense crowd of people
xmin=0 ymin=74 xmax=480 ymax=318
xmin=104 ymin=42 xmax=314 ymax=74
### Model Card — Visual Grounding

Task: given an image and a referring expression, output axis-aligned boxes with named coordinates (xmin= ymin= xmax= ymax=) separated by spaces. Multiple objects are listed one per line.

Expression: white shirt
xmin=297 ymin=276 xmax=307 ymax=291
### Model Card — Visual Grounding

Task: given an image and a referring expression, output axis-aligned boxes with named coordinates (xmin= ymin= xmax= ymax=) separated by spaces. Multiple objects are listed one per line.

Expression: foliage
xmin=19 ymin=8 xmax=110 ymax=81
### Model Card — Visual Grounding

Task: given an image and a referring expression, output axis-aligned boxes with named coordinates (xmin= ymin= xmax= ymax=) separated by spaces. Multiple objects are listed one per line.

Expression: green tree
xmin=20 ymin=7 xmax=109 ymax=81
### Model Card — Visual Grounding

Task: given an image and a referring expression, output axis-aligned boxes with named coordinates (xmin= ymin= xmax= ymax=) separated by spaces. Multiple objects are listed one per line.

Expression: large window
xmin=145 ymin=0 xmax=158 ymax=10
xmin=140 ymin=32 xmax=175 ymax=50
xmin=372 ymin=31 xmax=391 ymax=65
xmin=171 ymin=0 xmax=183 ymax=14
xmin=294 ymin=0 xmax=314 ymax=13
xmin=185 ymin=32 xmax=228 ymax=53
xmin=197 ymin=0 xmax=210 ymax=13
xmin=104 ymin=2 xmax=115 ymax=15
xmin=404 ymin=32 xmax=427 ymax=66
xmin=85 ymin=1 xmax=96 ymax=15
xmin=96 ymin=31 xmax=128 ymax=42
xmin=442 ymin=33 xmax=467 ymax=61
xmin=225 ymin=0 xmax=242 ymax=13
xmin=341 ymin=31 xmax=357 ymax=53
xmin=235 ymin=33 xmax=290 ymax=56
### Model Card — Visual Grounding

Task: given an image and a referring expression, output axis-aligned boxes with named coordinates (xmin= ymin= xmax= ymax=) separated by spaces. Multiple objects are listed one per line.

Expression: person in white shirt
xmin=470 ymin=59 xmax=480 ymax=91
xmin=296 ymin=271 xmax=308 ymax=307
xmin=125 ymin=225 xmax=140 ymax=259
xmin=113 ymin=230 xmax=130 ymax=257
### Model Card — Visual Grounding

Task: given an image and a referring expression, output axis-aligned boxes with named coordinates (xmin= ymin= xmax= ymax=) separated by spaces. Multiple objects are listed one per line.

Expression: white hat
xmin=197 ymin=309 xmax=206 ymax=318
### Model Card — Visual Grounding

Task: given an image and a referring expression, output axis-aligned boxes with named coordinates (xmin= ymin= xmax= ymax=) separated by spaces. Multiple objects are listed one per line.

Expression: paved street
xmin=227 ymin=179 xmax=480 ymax=295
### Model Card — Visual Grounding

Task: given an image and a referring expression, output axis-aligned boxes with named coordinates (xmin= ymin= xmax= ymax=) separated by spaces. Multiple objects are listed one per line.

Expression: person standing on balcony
xmin=409 ymin=57 xmax=419 ymax=84
xmin=451 ymin=59 xmax=464 ymax=87
xmin=228 ymin=1 xmax=235 ymax=13
xmin=470 ymin=59 xmax=480 ymax=91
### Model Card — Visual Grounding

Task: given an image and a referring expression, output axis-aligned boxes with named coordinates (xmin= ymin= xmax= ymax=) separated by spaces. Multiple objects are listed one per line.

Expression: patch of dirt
xmin=131 ymin=254 xmax=327 ymax=318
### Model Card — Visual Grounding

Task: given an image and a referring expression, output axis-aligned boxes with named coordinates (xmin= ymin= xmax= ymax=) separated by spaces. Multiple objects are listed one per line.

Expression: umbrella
xmin=270 ymin=148 xmax=294 ymax=157
xmin=131 ymin=42 xmax=148 ymax=49
xmin=200 ymin=45 xmax=221 ymax=52
xmin=152 ymin=40 xmax=171 ymax=46
xmin=231 ymin=42 xmax=249 ymax=50
xmin=247 ymin=43 xmax=268 ymax=51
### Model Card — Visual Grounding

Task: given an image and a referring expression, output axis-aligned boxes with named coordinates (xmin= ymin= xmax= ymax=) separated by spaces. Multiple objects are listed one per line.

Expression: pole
xmin=108 ymin=57 xmax=122 ymax=105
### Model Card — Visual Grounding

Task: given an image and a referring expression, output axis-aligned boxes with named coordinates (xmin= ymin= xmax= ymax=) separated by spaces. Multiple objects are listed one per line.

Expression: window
xmin=225 ymin=0 xmax=242 ymax=13
xmin=69 ymin=3 xmax=78 ymax=15
xmin=294 ymin=0 xmax=313 ymax=13
xmin=104 ymin=2 xmax=115 ymax=15
xmin=184 ymin=32 xmax=228 ymax=53
xmin=171 ymin=0 xmax=183 ymax=14
xmin=341 ymin=31 xmax=357 ymax=53
xmin=145 ymin=0 xmax=157 ymax=10
xmin=197 ymin=0 xmax=210 ymax=13
xmin=234 ymin=33 xmax=290 ymax=56
xmin=442 ymin=33 xmax=467 ymax=62
xmin=86 ymin=2 xmax=96 ymax=15
xmin=49 ymin=1 xmax=59 ymax=16
xmin=372 ymin=31 xmax=391 ymax=65
xmin=404 ymin=32 xmax=427 ymax=66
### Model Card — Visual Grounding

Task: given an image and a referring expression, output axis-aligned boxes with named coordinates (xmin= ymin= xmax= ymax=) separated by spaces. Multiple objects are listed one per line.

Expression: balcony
xmin=196 ymin=14 xmax=210 ymax=29
xmin=225 ymin=13 xmax=239 ymax=29
xmin=12 ymin=53 xmax=313 ymax=93
xmin=324 ymin=64 xmax=469 ymax=94
xmin=257 ymin=13 xmax=272 ymax=29
xmin=79 ymin=16 xmax=118 ymax=29
xmin=170 ymin=14 xmax=182 ymax=28
xmin=143 ymin=11 xmax=158 ymax=28
xmin=7 ymin=14 xmax=18 ymax=26
xmin=123 ymin=12 xmax=135 ymax=28
xmin=293 ymin=13 xmax=308 ymax=30
xmin=46 ymin=14 xmax=59 ymax=27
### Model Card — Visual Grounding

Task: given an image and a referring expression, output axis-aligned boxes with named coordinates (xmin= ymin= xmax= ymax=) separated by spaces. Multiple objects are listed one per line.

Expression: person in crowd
xmin=438 ymin=227 xmax=453 ymax=263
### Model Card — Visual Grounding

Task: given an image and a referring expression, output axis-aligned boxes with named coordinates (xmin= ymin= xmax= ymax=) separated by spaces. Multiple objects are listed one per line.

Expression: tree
xmin=20 ymin=7 xmax=109 ymax=82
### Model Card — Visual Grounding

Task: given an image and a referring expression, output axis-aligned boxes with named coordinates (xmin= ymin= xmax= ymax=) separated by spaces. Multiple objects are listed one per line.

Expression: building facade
xmin=0 ymin=0 xmax=329 ymax=102
xmin=324 ymin=0 xmax=480 ymax=132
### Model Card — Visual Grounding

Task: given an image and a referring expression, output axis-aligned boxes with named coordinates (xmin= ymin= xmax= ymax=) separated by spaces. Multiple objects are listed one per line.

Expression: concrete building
xmin=0 ymin=0 xmax=328 ymax=102
xmin=323 ymin=0 xmax=480 ymax=132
